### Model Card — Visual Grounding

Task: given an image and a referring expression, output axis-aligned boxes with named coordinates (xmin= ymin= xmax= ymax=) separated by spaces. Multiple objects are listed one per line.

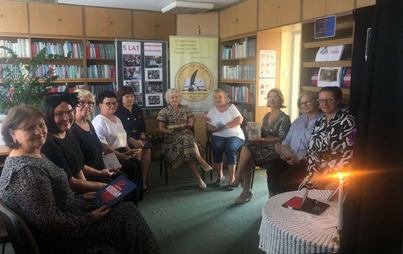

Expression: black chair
xmin=0 ymin=200 xmax=40 ymax=254
xmin=0 ymin=219 xmax=10 ymax=254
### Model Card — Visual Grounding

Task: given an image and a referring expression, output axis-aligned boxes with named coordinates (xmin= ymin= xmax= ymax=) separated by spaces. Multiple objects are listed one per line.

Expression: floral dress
xmin=244 ymin=111 xmax=291 ymax=167
xmin=157 ymin=104 xmax=205 ymax=169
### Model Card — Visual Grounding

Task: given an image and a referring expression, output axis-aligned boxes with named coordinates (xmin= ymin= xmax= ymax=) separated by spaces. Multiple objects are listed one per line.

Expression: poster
xmin=169 ymin=36 xmax=218 ymax=114
xmin=116 ymin=40 xmax=168 ymax=110
xmin=259 ymin=50 xmax=276 ymax=78
xmin=258 ymin=78 xmax=275 ymax=107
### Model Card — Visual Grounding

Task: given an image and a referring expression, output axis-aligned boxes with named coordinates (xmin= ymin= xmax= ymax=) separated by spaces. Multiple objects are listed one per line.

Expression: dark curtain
xmin=341 ymin=0 xmax=403 ymax=253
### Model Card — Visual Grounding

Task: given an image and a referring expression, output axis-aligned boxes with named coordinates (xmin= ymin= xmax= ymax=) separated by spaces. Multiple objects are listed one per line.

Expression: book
xmin=318 ymin=67 xmax=342 ymax=87
xmin=140 ymin=139 xmax=153 ymax=148
xmin=315 ymin=45 xmax=345 ymax=62
xmin=246 ymin=122 xmax=261 ymax=139
xmin=275 ymin=144 xmax=296 ymax=157
xmin=92 ymin=175 xmax=136 ymax=208
xmin=206 ymin=121 xmax=228 ymax=130
xmin=282 ymin=190 xmax=330 ymax=215
xmin=102 ymin=153 xmax=122 ymax=170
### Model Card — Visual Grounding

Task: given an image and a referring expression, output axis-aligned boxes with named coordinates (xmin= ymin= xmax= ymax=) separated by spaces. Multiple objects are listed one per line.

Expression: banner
xmin=169 ymin=36 xmax=218 ymax=114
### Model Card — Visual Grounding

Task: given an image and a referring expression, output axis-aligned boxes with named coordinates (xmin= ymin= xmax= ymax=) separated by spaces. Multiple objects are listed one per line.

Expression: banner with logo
xmin=169 ymin=36 xmax=218 ymax=114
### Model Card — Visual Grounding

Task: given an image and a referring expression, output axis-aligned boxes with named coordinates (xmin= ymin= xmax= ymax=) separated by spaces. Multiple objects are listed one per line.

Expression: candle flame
xmin=338 ymin=172 xmax=343 ymax=180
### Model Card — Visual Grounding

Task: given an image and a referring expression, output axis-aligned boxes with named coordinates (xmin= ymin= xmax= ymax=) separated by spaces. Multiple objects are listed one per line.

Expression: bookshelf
xmin=219 ymin=34 xmax=257 ymax=123
xmin=300 ymin=14 xmax=354 ymax=104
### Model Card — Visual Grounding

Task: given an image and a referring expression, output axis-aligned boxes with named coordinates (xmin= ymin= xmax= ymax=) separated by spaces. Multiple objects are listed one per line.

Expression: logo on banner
xmin=175 ymin=62 xmax=214 ymax=102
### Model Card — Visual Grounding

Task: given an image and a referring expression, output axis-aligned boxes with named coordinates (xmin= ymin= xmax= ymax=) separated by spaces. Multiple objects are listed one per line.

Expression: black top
xmin=71 ymin=120 xmax=106 ymax=170
xmin=115 ymin=104 xmax=146 ymax=140
xmin=41 ymin=131 xmax=84 ymax=179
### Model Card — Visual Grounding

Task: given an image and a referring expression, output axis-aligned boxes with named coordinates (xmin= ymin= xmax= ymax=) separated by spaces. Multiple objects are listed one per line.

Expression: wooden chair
xmin=0 ymin=200 xmax=40 ymax=254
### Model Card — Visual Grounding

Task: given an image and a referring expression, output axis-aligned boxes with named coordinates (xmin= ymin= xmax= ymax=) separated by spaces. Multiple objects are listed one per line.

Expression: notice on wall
xmin=258 ymin=78 xmax=276 ymax=107
xmin=169 ymin=36 xmax=218 ymax=114
xmin=259 ymin=50 xmax=276 ymax=78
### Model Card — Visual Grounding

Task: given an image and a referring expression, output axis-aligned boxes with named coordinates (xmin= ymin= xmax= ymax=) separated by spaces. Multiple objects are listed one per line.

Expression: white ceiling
xmin=57 ymin=0 xmax=242 ymax=12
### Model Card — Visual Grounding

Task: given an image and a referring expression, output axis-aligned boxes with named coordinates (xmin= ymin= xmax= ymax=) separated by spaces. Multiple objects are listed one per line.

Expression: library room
xmin=0 ymin=0 xmax=402 ymax=253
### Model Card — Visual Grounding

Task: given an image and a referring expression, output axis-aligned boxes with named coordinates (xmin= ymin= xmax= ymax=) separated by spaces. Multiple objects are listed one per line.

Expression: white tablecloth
xmin=258 ymin=190 xmax=339 ymax=254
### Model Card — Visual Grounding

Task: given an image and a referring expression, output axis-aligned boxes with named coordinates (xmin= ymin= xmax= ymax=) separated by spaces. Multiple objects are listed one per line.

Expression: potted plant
xmin=0 ymin=46 xmax=70 ymax=114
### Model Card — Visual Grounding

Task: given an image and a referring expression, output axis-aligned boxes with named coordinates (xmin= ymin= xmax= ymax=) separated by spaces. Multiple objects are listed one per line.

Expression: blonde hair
xmin=268 ymin=88 xmax=286 ymax=108
xmin=164 ymin=88 xmax=180 ymax=104
xmin=75 ymin=89 xmax=95 ymax=103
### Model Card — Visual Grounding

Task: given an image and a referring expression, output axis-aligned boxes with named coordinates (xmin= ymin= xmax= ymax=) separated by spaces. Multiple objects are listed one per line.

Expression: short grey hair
xmin=297 ymin=91 xmax=319 ymax=111
xmin=75 ymin=89 xmax=95 ymax=103
xmin=164 ymin=88 xmax=180 ymax=104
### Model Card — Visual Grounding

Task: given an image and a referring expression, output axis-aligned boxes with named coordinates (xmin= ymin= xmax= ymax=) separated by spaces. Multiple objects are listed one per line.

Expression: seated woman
xmin=115 ymin=86 xmax=152 ymax=194
xmin=230 ymin=88 xmax=291 ymax=204
xmin=301 ymin=86 xmax=355 ymax=189
xmin=157 ymin=88 xmax=212 ymax=189
xmin=71 ymin=89 xmax=122 ymax=183
xmin=267 ymin=91 xmax=323 ymax=197
xmin=92 ymin=91 xmax=143 ymax=204
xmin=40 ymin=93 xmax=107 ymax=193
xmin=206 ymin=88 xmax=245 ymax=187
xmin=0 ymin=104 xmax=159 ymax=254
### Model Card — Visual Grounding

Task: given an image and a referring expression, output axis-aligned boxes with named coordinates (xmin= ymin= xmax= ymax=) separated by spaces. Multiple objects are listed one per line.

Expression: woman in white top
xmin=207 ymin=89 xmax=245 ymax=187
xmin=92 ymin=91 xmax=143 ymax=205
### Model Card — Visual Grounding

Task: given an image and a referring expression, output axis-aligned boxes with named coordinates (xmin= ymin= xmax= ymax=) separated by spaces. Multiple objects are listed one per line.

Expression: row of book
xmin=0 ymin=64 xmax=28 ymax=79
xmin=86 ymin=42 xmax=116 ymax=59
xmin=143 ymin=109 xmax=161 ymax=116
xmin=48 ymin=84 xmax=85 ymax=93
xmin=235 ymin=104 xmax=255 ymax=123
xmin=222 ymin=64 xmax=256 ymax=80
xmin=222 ymin=37 xmax=256 ymax=59
xmin=0 ymin=39 xmax=30 ymax=57
xmin=221 ymin=84 xmax=255 ymax=104
xmin=87 ymin=65 xmax=116 ymax=79
xmin=31 ymin=41 xmax=84 ymax=58
xmin=34 ymin=65 xmax=84 ymax=79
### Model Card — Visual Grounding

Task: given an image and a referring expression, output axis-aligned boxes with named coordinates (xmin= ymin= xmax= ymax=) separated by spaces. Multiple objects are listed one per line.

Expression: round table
xmin=258 ymin=189 xmax=339 ymax=254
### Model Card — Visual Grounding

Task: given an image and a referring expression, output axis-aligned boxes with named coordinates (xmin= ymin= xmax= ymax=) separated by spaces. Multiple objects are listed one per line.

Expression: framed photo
xmin=135 ymin=93 xmax=143 ymax=106
xmin=145 ymin=56 xmax=162 ymax=68
xmin=124 ymin=80 xmax=142 ymax=93
xmin=123 ymin=54 xmax=141 ymax=67
xmin=145 ymin=82 xmax=163 ymax=94
xmin=145 ymin=68 xmax=162 ymax=81
xmin=145 ymin=93 xmax=163 ymax=107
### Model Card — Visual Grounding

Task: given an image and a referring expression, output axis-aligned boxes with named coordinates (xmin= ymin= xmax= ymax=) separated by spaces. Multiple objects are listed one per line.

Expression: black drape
xmin=341 ymin=0 xmax=403 ymax=253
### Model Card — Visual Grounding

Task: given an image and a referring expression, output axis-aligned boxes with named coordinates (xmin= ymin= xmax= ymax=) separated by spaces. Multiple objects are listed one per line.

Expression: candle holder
xmin=332 ymin=229 xmax=342 ymax=245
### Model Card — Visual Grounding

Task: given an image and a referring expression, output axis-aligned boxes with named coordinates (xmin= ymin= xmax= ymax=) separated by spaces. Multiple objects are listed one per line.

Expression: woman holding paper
xmin=0 ymin=105 xmax=160 ymax=254
xmin=158 ymin=88 xmax=212 ymax=189
xmin=267 ymin=91 xmax=323 ymax=197
xmin=40 ymin=93 xmax=107 ymax=193
xmin=230 ymin=88 xmax=291 ymax=204
xmin=302 ymin=86 xmax=355 ymax=189
xmin=92 ymin=91 xmax=143 ymax=204
xmin=206 ymin=88 xmax=245 ymax=187
xmin=72 ymin=89 xmax=122 ymax=184
xmin=115 ymin=86 xmax=152 ymax=194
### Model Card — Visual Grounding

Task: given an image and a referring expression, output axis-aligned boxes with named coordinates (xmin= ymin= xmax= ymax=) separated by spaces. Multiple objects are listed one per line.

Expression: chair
xmin=159 ymin=118 xmax=210 ymax=184
xmin=0 ymin=219 xmax=10 ymax=254
xmin=0 ymin=200 xmax=40 ymax=254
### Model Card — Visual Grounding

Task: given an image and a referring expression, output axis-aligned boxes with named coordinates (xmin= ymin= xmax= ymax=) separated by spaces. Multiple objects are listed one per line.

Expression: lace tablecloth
xmin=258 ymin=190 xmax=339 ymax=254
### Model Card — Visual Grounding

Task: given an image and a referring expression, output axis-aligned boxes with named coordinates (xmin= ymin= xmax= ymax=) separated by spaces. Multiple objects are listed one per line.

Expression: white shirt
xmin=207 ymin=104 xmax=245 ymax=140
xmin=92 ymin=114 xmax=127 ymax=149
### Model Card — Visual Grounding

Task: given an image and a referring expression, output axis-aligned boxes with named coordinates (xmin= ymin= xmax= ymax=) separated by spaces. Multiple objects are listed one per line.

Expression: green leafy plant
xmin=0 ymin=46 xmax=71 ymax=114
xmin=146 ymin=128 xmax=163 ymax=148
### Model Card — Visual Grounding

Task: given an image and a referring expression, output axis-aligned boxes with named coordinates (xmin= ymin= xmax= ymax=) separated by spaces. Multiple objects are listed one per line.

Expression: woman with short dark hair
xmin=115 ymin=86 xmax=152 ymax=194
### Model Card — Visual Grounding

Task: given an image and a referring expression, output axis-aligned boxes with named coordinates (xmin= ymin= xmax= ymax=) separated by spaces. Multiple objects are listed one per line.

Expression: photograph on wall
xmin=123 ymin=54 xmax=141 ymax=67
xmin=145 ymin=68 xmax=162 ymax=81
xmin=135 ymin=93 xmax=143 ymax=106
xmin=145 ymin=94 xmax=163 ymax=107
xmin=145 ymin=56 xmax=162 ymax=68
xmin=123 ymin=67 xmax=141 ymax=80
xmin=124 ymin=80 xmax=142 ymax=93
xmin=145 ymin=82 xmax=163 ymax=94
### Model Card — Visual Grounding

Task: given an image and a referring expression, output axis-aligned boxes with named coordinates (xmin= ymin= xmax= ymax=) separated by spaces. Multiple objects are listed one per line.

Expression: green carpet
xmin=139 ymin=158 xmax=268 ymax=254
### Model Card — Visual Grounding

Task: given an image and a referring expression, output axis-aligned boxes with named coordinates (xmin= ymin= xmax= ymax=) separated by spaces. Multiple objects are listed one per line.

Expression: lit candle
xmin=337 ymin=172 xmax=343 ymax=231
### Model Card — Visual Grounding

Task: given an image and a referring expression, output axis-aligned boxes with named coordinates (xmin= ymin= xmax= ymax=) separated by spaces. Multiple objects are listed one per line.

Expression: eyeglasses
xmin=267 ymin=96 xmax=279 ymax=101
xmin=54 ymin=110 xmax=74 ymax=119
xmin=78 ymin=100 xmax=95 ymax=107
xmin=102 ymin=102 xmax=117 ymax=107
xmin=22 ymin=122 xmax=47 ymax=132
xmin=300 ymin=100 xmax=313 ymax=107
xmin=318 ymin=98 xmax=335 ymax=104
